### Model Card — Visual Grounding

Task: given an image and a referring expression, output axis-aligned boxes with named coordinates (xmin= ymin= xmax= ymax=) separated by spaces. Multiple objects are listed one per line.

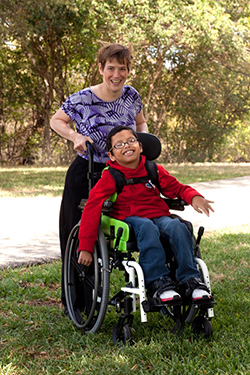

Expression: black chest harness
xmin=107 ymin=160 xmax=161 ymax=195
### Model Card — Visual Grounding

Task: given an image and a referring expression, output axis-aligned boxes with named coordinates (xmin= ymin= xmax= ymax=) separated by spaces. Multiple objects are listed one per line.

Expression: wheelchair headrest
xmin=137 ymin=132 xmax=161 ymax=161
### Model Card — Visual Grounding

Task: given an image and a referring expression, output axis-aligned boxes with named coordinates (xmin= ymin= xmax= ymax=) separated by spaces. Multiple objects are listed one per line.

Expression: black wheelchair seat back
xmin=137 ymin=132 xmax=161 ymax=161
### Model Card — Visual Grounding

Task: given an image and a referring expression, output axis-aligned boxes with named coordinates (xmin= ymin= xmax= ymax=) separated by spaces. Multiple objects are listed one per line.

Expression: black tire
xmin=192 ymin=316 xmax=213 ymax=338
xmin=64 ymin=223 xmax=110 ymax=333
xmin=112 ymin=323 xmax=132 ymax=345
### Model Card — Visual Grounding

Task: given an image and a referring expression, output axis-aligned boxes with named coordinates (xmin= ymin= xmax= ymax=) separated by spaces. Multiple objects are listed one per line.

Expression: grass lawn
xmin=0 ymin=224 xmax=249 ymax=375
xmin=0 ymin=163 xmax=250 ymax=197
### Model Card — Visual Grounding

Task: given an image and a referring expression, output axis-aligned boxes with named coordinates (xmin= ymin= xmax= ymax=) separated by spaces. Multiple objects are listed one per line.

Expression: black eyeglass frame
xmin=109 ymin=137 xmax=139 ymax=152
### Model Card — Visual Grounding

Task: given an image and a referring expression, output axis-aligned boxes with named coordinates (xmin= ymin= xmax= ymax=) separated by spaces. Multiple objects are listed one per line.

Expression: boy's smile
xmin=108 ymin=129 xmax=143 ymax=169
xmin=123 ymin=149 xmax=134 ymax=156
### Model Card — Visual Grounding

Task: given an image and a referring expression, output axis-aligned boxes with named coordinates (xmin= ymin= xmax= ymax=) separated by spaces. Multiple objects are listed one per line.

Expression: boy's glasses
xmin=109 ymin=137 xmax=138 ymax=152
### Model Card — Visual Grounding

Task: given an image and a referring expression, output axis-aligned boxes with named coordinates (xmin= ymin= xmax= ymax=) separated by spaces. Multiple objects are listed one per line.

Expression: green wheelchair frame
xmin=64 ymin=133 xmax=215 ymax=344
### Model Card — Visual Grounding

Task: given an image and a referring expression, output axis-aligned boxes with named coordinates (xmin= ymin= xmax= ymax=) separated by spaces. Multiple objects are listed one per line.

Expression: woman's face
xmin=99 ymin=58 xmax=129 ymax=94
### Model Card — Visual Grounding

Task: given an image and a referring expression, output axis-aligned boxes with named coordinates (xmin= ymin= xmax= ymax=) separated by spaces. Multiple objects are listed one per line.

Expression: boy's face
xmin=108 ymin=129 xmax=143 ymax=169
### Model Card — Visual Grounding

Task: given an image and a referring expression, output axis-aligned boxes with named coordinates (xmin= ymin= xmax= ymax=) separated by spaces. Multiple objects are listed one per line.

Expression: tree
xmin=98 ymin=0 xmax=250 ymax=161
xmin=0 ymin=0 xmax=102 ymax=163
xmin=1 ymin=0 xmax=250 ymax=163
xmin=127 ymin=0 xmax=250 ymax=160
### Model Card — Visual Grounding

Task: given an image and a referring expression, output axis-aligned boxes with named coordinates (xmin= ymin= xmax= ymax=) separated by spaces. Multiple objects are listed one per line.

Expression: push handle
xmin=86 ymin=141 xmax=95 ymax=192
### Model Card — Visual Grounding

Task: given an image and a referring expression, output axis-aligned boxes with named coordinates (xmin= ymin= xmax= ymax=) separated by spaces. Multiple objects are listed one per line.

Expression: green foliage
xmin=128 ymin=1 xmax=250 ymax=161
xmin=0 ymin=0 xmax=102 ymax=163
xmin=219 ymin=118 xmax=250 ymax=162
xmin=1 ymin=0 xmax=250 ymax=163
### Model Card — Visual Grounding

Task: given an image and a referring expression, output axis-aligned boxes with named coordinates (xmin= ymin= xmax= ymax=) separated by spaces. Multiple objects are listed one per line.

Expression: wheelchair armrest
xmin=78 ymin=198 xmax=87 ymax=210
xmin=79 ymin=199 xmax=113 ymax=213
xmin=102 ymin=200 xmax=113 ymax=214
xmin=162 ymin=198 xmax=188 ymax=211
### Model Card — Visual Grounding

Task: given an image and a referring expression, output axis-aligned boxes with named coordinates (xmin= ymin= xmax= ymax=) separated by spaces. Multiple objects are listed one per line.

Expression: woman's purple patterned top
xmin=61 ymin=85 xmax=143 ymax=163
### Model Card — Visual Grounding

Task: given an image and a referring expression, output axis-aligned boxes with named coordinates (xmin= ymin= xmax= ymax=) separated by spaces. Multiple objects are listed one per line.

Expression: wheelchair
xmin=64 ymin=133 xmax=215 ymax=344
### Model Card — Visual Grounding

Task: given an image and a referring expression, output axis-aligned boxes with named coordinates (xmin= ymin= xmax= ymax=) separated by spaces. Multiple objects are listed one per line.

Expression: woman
xmin=50 ymin=42 xmax=148 ymax=311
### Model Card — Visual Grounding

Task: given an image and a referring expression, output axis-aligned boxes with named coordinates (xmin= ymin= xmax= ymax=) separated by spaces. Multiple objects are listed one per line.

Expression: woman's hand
xmin=72 ymin=133 xmax=93 ymax=154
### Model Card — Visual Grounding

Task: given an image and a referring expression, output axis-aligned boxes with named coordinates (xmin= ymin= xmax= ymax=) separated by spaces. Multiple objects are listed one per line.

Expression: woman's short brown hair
xmin=98 ymin=43 xmax=133 ymax=72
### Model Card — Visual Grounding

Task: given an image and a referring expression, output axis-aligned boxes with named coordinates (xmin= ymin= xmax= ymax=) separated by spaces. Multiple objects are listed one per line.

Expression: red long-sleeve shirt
xmin=78 ymin=155 xmax=202 ymax=253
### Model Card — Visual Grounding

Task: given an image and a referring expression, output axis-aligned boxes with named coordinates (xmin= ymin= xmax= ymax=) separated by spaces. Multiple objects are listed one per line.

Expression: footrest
xmin=192 ymin=296 xmax=215 ymax=308
xmin=142 ymin=296 xmax=182 ymax=313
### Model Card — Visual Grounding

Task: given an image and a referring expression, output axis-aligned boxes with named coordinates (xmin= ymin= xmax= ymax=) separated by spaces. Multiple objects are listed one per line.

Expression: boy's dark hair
xmin=98 ymin=43 xmax=133 ymax=72
xmin=106 ymin=126 xmax=138 ymax=154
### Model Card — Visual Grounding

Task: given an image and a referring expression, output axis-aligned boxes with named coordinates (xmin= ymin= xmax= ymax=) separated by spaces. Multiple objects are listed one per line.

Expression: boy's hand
xmin=191 ymin=196 xmax=215 ymax=217
xmin=78 ymin=250 xmax=93 ymax=266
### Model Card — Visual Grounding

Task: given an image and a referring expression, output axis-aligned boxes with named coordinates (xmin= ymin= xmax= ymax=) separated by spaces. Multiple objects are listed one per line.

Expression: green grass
xmin=160 ymin=162 xmax=250 ymax=185
xmin=0 ymin=164 xmax=249 ymax=373
xmin=0 ymin=166 xmax=66 ymax=197
xmin=0 ymin=163 xmax=250 ymax=197
xmin=0 ymin=224 xmax=249 ymax=375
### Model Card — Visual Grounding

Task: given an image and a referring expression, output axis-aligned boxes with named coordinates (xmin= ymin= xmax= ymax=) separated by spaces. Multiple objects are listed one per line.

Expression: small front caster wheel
xmin=112 ymin=323 xmax=132 ymax=345
xmin=192 ymin=316 xmax=213 ymax=338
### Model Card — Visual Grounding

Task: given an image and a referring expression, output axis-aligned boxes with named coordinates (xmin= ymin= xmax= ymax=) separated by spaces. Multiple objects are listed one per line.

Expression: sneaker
xmin=192 ymin=288 xmax=211 ymax=302
xmin=154 ymin=289 xmax=182 ymax=303
xmin=182 ymin=277 xmax=212 ymax=304
xmin=148 ymin=277 xmax=181 ymax=304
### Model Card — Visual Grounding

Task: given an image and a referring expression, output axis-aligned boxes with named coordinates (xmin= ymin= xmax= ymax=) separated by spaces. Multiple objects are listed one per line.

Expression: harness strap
xmin=107 ymin=159 xmax=160 ymax=195
xmin=125 ymin=177 xmax=148 ymax=185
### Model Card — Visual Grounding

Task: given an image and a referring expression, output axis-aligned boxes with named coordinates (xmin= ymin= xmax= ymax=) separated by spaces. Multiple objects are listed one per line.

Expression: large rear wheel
xmin=64 ymin=224 xmax=110 ymax=333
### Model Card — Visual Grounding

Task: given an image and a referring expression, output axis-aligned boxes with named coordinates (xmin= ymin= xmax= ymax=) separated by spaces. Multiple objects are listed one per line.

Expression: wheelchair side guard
xmin=185 ymin=257 xmax=215 ymax=324
xmin=196 ymin=257 xmax=211 ymax=292
xmin=110 ymin=260 xmax=147 ymax=345
xmin=101 ymin=215 xmax=131 ymax=251
xmin=121 ymin=260 xmax=148 ymax=323
xmin=195 ymin=257 xmax=215 ymax=319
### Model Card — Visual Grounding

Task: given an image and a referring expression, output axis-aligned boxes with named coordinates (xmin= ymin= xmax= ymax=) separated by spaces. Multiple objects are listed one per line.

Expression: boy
xmin=78 ymin=126 xmax=214 ymax=304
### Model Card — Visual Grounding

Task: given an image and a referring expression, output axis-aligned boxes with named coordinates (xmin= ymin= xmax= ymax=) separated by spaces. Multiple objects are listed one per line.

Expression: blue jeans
xmin=124 ymin=216 xmax=200 ymax=287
